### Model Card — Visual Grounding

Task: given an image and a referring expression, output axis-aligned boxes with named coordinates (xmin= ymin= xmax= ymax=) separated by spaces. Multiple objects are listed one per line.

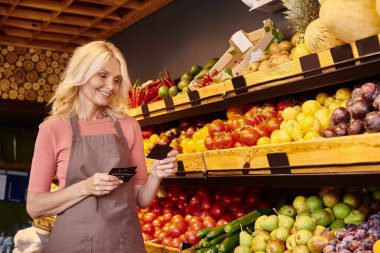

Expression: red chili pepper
xmin=149 ymin=95 xmax=161 ymax=103
xmin=142 ymin=89 xmax=150 ymax=105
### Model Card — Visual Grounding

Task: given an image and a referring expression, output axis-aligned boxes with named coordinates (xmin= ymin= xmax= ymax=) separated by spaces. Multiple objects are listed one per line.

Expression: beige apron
xmin=45 ymin=117 xmax=146 ymax=253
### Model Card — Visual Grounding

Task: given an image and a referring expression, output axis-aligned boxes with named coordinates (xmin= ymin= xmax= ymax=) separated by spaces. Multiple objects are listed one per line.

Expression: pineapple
xmin=282 ymin=0 xmax=320 ymax=34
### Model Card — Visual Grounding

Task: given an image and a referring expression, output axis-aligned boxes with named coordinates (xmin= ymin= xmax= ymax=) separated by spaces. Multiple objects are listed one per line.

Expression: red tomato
xmin=171 ymin=214 xmax=185 ymax=223
xmin=142 ymin=223 xmax=155 ymax=236
xmin=157 ymin=231 xmax=169 ymax=243
xmin=189 ymin=196 xmax=201 ymax=208
xmin=177 ymin=200 xmax=188 ymax=210
xmin=231 ymin=194 xmax=244 ymax=204
xmin=265 ymin=117 xmax=282 ymax=133
xmin=162 ymin=213 xmax=173 ymax=223
xmin=234 ymin=141 xmax=243 ymax=148
xmin=221 ymin=132 xmax=236 ymax=149
xmin=202 ymin=217 xmax=216 ymax=228
xmin=201 ymin=198 xmax=212 ymax=210
xmin=240 ymin=127 xmax=260 ymax=146
xmin=246 ymin=192 xmax=261 ymax=207
xmin=189 ymin=216 xmax=203 ymax=226
xmin=168 ymin=222 xmax=187 ymax=238
xmin=149 ymin=196 xmax=159 ymax=207
xmin=220 ymin=214 xmax=233 ymax=222
xmin=226 ymin=115 xmax=245 ymax=132
xmin=185 ymin=205 xmax=195 ymax=215
xmin=154 ymin=227 xmax=162 ymax=238
xmin=162 ymin=207 xmax=173 ymax=214
xmin=253 ymin=125 xmax=270 ymax=138
xmin=196 ymin=188 xmax=210 ymax=199
xmin=151 ymin=206 xmax=162 ymax=216
xmin=178 ymin=192 xmax=188 ymax=202
xmin=234 ymin=205 xmax=251 ymax=218
xmin=152 ymin=218 xmax=165 ymax=228
xmin=258 ymin=201 xmax=271 ymax=208
xmin=200 ymin=210 xmax=211 ymax=219
xmin=189 ymin=220 xmax=204 ymax=231
xmin=216 ymin=219 xmax=228 ymax=226
xmin=163 ymin=200 xmax=174 ymax=208
xmin=209 ymin=204 xmax=224 ymax=219
xmin=212 ymin=134 xmax=224 ymax=150
xmin=226 ymin=106 xmax=244 ymax=119
xmin=213 ymin=192 xmax=223 ymax=203
xmin=184 ymin=230 xmax=200 ymax=245
xmin=244 ymin=110 xmax=260 ymax=127
xmin=184 ymin=214 xmax=192 ymax=224
xmin=162 ymin=237 xmax=173 ymax=247
xmin=142 ymin=233 xmax=154 ymax=241
xmin=208 ymin=119 xmax=226 ymax=137
xmin=143 ymin=212 xmax=157 ymax=223
xmin=168 ymin=193 xmax=178 ymax=203
xmin=222 ymin=194 xmax=233 ymax=208
xmin=171 ymin=238 xmax=183 ymax=249
xmin=277 ymin=98 xmax=295 ymax=111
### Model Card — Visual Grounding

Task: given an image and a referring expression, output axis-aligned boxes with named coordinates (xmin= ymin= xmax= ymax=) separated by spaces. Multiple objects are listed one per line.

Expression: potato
xmin=259 ymin=51 xmax=271 ymax=62
xmin=258 ymin=60 xmax=272 ymax=71
xmin=279 ymin=41 xmax=294 ymax=52
xmin=269 ymin=43 xmax=280 ymax=54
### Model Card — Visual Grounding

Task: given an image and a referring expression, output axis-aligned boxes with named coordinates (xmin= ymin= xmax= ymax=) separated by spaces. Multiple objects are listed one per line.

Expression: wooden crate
xmin=224 ymin=34 xmax=380 ymax=97
xmin=202 ymin=133 xmax=380 ymax=175
xmin=145 ymin=241 xmax=179 ymax=253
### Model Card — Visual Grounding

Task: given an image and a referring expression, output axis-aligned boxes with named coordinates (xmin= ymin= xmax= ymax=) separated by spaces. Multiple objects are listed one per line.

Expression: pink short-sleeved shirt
xmin=28 ymin=116 xmax=148 ymax=192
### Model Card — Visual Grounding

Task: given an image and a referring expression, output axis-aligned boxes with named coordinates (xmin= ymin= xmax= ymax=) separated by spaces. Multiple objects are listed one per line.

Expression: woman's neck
xmin=77 ymin=109 xmax=105 ymax=120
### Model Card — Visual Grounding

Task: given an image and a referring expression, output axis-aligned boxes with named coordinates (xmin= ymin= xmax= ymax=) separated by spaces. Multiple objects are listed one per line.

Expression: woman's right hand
xmin=82 ymin=173 xmax=123 ymax=196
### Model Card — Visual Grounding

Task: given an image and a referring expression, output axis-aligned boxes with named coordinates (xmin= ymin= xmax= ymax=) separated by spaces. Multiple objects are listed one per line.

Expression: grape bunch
xmin=323 ymin=212 xmax=380 ymax=253
xmin=323 ymin=82 xmax=380 ymax=137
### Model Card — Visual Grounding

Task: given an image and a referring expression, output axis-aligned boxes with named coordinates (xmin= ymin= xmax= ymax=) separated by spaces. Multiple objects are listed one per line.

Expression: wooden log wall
xmin=0 ymin=44 xmax=70 ymax=103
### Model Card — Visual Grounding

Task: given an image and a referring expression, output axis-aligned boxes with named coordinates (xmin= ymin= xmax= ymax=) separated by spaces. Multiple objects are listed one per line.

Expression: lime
xmin=178 ymin=80 xmax=189 ymax=90
xmin=169 ymin=86 xmax=179 ymax=97
xmin=190 ymin=65 xmax=202 ymax=75
xmin=181 ymin=71 xmax=193 ymax=81
xmin=158 ymin=86 xmax=169 ymax=99
xmin=204 ymin=57 xmax=219 ymax=68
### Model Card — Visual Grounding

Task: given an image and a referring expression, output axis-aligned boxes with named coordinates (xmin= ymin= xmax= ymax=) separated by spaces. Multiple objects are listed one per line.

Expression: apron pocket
xmin=120 ymin=236 xmax=146 ymax=253
xmin=47 ymin=235 xmax=92 ymax=253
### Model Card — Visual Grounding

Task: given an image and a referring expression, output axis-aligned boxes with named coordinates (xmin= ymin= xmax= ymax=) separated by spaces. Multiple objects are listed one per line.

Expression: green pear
xmin=306 ymin=236 xmax=328 ymax=253
xmin=266 ymin=239 xmax=286 ymax=253
xmin=293 ymin=245 xmax=310 ymax=253
xmin=294 ymin=216 xmax=316 ymax=232
xmin=343 ymin=210 xmax=366 ymax=225
xmin=261 ymin=215 xmax=279 ymax=232
xmin=278 ymin=215 xmax=295 ymax=230
xmin=312 ymin=225 xmax=326 ymax=236
xmin=253 ymin=229 xmax=270 ymax=237
xmin=310 ymin=209 xmax=333 ymax=227
xmin=240 ymin=231 xmax=254 ymax=247
xmin=284 ymin=250 xmax=293 ymax=253
xmin=251 ymin=234 xmax=270 ymax=252
xmin=306 ymin=196 xmax=323 ymax=211
xmin=329 ymin=220 xmax=346 ymax=230
xmin=235 ymin=245 xmax=252 ymax=253
xmin=279 ymin=205 xmax=297 ymax=218
xmin=332 ymin=203 xmax=352 ymax=220
xmin=255 ymin=215 xmax=269 ymax=230
xmin=286 ymin=234 xmax=297 ymax=250
xmin=320 ymin=229 xmax=335 ymax=241
xmin=296 ymin=211 xmax=311 ymax=218
xmin=295 ymin=230 xmax=313 ymax=245
xmin=293 ymin=196 xmax=308 ymax=213
xmin=321 ymin=190 xmax=340 ymax=208
xmin=270 ymin=227 xmax=290 ymax=242
xmin=342 ymin=192 xmax=361 ymax=209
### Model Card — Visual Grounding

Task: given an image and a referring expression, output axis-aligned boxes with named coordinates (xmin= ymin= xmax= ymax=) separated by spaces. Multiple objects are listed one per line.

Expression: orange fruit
xmin=373 ymin=240 xmax=380 ymax=253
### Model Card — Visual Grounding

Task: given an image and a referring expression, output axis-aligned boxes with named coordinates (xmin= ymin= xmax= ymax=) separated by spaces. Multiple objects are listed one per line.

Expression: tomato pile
xmin=138 ymin=186 xmax=268 ymax=248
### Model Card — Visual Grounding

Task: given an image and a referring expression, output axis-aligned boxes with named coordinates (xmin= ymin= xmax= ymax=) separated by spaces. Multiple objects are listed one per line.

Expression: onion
xmin=349 ymin=99 xmax=371 ymax=119
xmin=334 ymin=122 xmax=348 ymax=136
xmin=373 ymin=95 xmax=380 ymax=111
xmin=330 ymin=107 xmax=350 ymax=126
xmin=347 ymin=119 xmax=364 ymax=135
xmin=361 ymin=82 xmax=380 ymax=102
xmin=364 ymin=111 xmax=380 ymax=133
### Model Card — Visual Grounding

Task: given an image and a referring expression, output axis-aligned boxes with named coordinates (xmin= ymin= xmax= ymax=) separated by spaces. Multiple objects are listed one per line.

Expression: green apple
xmin=266 ymin=239 xmax=286 ymax=253
xmin=251 ymin=234 xmax=270 ymax=252
xmin=321 ymin=190 xmax=340 ymax=208
xmin=306 ymin=236 xmax=328 ymax=253
xmin=373 ymin=189 xmax=380 ymax=200
xmin=261 ymin=215 xmax=279 ymax=232
xmin=295 ymin=216 xmax=316 ymax=232
xmin=342 ymin=192 xmax=361 ymax=209
xmin=279 ymin=205 xmax=297 ymax=218
xmin=333 ymin=203 xmax=352 ymax=220
xmin=343 ymin=210 xmax=366 ymax=225
xmin=278 ymin=215 xmax=295 ymax=230
xmin=293 ymin=196 xmax=308 ymax=213
xmin=255 ymin=215 xmax=269 ymax=230
xmin=306 ymin=196 xmax=323 ymax=211
xmin=310 ymin=209 xmax=333 ymax=227
xmin=295 ymin=230 xmax=313 ymax=245
xmin=286 ymin=234 xmax=297 ymax=250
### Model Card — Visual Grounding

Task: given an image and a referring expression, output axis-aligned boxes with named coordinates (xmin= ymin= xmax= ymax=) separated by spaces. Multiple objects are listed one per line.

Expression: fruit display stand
xmin=145 ymin=241 xmax=179 ymax=253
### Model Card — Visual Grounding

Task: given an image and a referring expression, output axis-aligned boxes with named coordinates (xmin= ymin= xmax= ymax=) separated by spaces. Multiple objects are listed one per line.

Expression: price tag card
xmin=108 ymin=166 xmax=137 ymax=182
xmin=146 ymin=145 xmax=173 ymax=160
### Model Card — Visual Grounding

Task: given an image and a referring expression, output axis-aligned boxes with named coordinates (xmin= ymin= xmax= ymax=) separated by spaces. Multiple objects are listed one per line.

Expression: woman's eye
xmin=114 ymin=78 xmax=122 ymax=84
xmin=98 ymin=73 xmax=107 ymax=78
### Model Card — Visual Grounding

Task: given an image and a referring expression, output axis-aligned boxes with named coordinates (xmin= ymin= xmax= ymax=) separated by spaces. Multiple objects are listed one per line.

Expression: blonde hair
xmin=48 ymin=40 xmax=130 ymax=120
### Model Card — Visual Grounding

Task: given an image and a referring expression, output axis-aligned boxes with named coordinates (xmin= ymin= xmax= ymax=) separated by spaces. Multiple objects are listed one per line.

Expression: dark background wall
xmin=111 ymin=0 xmax=291 ymax=82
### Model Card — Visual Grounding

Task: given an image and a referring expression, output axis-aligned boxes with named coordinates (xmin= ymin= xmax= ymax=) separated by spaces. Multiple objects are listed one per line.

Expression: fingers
xmin=86 ymin=173 xmax=123 ymax=196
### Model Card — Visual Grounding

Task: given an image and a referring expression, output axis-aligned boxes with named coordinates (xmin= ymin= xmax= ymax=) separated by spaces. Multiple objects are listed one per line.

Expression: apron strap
xmin=70 ymin=116 xmax=80 ymax=142
xmin=113 ymin=120 xmax=129 ymax=146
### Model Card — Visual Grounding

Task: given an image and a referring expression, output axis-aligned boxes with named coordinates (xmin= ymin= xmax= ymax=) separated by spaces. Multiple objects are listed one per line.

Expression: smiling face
xmin=78 ymin=56 xmax=122 ymax=118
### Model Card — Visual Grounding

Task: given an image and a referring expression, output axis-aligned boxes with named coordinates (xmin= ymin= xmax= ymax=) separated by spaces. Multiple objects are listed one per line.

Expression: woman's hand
xmin=150 ymin=149 xmax=179 ymax=179
xmin=82 ymin=173 xmax=123 ymax=196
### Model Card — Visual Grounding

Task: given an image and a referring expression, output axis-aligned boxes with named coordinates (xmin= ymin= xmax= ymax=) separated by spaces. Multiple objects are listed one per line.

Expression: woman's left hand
xmin=150 ymin=149 xmax=178 ymax=179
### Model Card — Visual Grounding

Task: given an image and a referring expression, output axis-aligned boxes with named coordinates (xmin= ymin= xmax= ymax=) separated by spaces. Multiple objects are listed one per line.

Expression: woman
xmin=26 ymin=41 xmax=178 ymax=252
